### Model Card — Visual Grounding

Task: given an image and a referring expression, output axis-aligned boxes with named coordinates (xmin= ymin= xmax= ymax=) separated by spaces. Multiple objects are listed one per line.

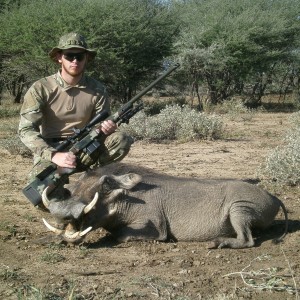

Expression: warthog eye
xmin=101 ymin=182 xmax=112 ymax=194
xmin=99 ymin=176 xmax=118 ymax=194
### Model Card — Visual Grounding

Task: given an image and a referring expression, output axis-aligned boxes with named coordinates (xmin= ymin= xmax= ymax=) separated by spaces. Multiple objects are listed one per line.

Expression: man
xmin=19 ymin=32 xmax=133 ymax=199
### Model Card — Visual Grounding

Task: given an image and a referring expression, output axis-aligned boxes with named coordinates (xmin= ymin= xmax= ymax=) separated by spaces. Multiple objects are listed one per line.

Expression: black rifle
xmin=22 ymin=63 xmax=180 ymax=206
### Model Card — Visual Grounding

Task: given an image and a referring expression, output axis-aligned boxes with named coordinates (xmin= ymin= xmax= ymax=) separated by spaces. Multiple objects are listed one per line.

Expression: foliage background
xmin=0 ymin=0 xmax=179 ymax=102
xmin=0 ymin=0 xmax=300 ymax=105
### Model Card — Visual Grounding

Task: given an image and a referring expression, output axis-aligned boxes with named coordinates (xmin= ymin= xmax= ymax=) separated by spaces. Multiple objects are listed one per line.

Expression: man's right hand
xmin=51 ymin=152 xmax=77 ymax=168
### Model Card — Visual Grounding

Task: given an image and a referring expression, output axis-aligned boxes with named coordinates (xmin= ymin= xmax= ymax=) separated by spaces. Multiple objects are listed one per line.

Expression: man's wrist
xmin=41 ymin=148 xmax=57 ymax=162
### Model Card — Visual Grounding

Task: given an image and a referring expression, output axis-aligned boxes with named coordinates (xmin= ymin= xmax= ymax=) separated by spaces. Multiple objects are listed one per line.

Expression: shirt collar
xmin=55 ymin=71 xmax=87 ymax=90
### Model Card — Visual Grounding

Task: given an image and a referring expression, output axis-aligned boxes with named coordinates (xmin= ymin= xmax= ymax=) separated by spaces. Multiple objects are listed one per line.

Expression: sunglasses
xmin=63 ymin=52 xmax=86 ymax=62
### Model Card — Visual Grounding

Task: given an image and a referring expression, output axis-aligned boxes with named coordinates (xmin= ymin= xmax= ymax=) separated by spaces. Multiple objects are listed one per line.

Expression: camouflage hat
xmin=48 ymin=32 xmax=97 ymax=62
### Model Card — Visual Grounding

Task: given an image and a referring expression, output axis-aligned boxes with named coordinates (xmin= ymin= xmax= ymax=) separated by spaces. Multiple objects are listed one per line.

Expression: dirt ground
xmin=0 ymin=112 xmax=299 ymax=299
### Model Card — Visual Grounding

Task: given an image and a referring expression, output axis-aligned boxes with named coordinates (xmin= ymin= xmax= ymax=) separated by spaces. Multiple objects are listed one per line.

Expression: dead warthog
xmin=42 ymin=163 xmax=288 ymax=249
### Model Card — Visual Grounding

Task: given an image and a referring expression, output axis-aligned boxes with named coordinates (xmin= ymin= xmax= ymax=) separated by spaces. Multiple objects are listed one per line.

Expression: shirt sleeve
xmin=94 ymin=83 xmax=111 ymax=116
xmin=18 ymin=82 xmax=57 ymax=161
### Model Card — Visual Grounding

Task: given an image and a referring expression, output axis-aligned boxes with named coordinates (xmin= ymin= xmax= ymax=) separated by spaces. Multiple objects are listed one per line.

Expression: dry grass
xmin=223 ymin=246 xmax=299 ymax=298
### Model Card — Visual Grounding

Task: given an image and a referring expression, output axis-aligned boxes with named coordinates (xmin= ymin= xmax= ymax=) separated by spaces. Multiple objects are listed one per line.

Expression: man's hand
xmin=51 ymin=152 xmax=77 ymax=168
xmin=99 ymin=120 xmax=117 ymax=135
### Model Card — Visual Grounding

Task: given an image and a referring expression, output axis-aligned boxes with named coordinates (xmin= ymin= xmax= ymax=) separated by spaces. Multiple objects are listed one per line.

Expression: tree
xmin=173 ymin=0 xmax=300 ymax=107
xmin=0 ymin=0 xmax=26 ymax=12
xmin=84 ymin=0 xmax=180 ymax=101
xmin=0 ymin=0 xmax=180 ymax=103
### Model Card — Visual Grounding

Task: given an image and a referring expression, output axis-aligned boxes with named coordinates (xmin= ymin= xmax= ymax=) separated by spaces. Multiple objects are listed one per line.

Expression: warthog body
xmin=43 ymin=163 xmax=288 ymax=248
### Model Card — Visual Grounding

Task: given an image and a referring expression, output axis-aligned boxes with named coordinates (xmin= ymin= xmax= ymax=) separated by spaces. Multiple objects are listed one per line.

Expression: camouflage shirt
xmin=19 ymin=71 xmax=110 ymax=162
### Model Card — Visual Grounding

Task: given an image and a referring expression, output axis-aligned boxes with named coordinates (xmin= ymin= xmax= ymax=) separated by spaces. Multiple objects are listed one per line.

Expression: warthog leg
xmin=208 ymin=216 xmax=255 ymax=249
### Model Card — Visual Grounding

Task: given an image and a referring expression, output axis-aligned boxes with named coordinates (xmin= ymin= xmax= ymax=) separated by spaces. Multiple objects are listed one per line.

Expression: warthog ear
xmin=97 ymin=174 xmax=142 ymax=193
xmin=112 ymin=173 xmax=142 ymax=189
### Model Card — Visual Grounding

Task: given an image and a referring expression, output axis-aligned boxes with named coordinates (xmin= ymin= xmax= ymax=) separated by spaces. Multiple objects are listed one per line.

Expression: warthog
xmin=42 ymin=163 xmax=288 ymax=249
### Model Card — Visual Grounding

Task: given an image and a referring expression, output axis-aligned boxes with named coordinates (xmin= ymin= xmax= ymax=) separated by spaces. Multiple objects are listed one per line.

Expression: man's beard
xmin=62 ymin=63 xmax=85 ymax=77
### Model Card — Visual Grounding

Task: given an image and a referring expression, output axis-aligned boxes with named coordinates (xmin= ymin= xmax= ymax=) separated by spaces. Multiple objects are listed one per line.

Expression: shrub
xmin=0 ymin=95 xmax=21 ymax=119
xmin=143 ymin=96 xmax=187 ymax=116
xmin=121 ymin=104 xmax=224 ymax=142
xmin=258 ymin=111 xmax=300 ymax=186
xmin=0 ymin=135 xmax=31 ymax=156
xmin=0 ymin=104 xmax=21 ymax=118
xmin=213 ymin=97 xmax=259 ymax=121
xmin=0 ymin=117 xmax=31 ymax=156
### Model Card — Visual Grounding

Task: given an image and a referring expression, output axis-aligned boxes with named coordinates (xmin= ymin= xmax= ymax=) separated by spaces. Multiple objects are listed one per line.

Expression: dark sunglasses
xmin=63 ymin=52 xmax=86 ymax=62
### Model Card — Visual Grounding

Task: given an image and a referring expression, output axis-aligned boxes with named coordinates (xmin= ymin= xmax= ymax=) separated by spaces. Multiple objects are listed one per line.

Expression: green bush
xmin=0 ymin=117 xmax=31 ymax=156
xmin=0 ymin=135 xmax=31 ymax=156
xmin=0 ymin=95 xmax=21 ymax=118
xmin=0 ymin=105 xmax=21 ymax=118
xmin=258 ymin=111 xmax=300 ymax=186
xmin=213 ymin=97 xmax=259 ymax=121
xmin=121 ymin=104 xmax=224 ymax=142
xmin=143 ymin=96 xmax=187 ymax=116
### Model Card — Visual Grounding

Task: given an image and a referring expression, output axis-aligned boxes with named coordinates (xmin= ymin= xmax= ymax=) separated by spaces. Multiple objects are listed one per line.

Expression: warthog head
xmin=41 ymin=172 xmax=142 ymax=243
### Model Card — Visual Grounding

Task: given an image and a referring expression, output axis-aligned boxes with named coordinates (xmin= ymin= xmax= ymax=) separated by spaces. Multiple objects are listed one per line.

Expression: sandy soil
xmin=0 ymin=112 xmax=299 ymax=299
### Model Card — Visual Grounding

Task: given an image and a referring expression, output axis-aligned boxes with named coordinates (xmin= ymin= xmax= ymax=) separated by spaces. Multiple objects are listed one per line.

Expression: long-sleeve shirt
xmin=19 ymin=71 xmax=110 ymax=162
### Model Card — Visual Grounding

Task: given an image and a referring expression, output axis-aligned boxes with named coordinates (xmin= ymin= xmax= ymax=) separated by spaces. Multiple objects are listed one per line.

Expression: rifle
xmin=22 ymin=63 xmax=180 ymax=206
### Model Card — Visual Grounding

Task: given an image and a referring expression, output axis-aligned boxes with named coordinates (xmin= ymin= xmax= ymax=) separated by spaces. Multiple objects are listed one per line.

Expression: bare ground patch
xmin=0 ymin=112 xmax=299 ymax=299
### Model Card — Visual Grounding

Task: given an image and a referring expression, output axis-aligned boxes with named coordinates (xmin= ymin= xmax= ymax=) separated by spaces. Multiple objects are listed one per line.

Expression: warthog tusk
xmin=79 ymin=227 xmax=92 ymax=237
xmin=64 ymin=231 xmax=80 ymax=239
xmin=42 ymin=218 xmax=63 ymax=235
xmin=42 ymin=187 xmax=51 ymax=209
xmin=64 ymin=226 xmax=93 ymax=239
xmin=83 ymin=192 xmax=98 ymax=214
xmin=43 ymin=218 xmax=93 ymax=241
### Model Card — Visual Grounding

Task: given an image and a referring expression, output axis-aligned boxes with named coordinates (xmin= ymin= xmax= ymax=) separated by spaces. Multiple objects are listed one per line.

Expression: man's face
xmin=57 ymin=48 xmax=88 ymax=77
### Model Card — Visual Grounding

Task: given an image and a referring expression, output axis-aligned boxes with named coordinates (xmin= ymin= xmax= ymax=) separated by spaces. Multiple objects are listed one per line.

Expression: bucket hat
xmin=49 ymin=32 xmax=97 ymax=62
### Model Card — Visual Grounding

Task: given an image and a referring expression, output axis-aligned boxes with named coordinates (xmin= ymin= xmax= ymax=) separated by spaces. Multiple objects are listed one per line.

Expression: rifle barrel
xmin=128 ymin=63 xmax=180 ymax=104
